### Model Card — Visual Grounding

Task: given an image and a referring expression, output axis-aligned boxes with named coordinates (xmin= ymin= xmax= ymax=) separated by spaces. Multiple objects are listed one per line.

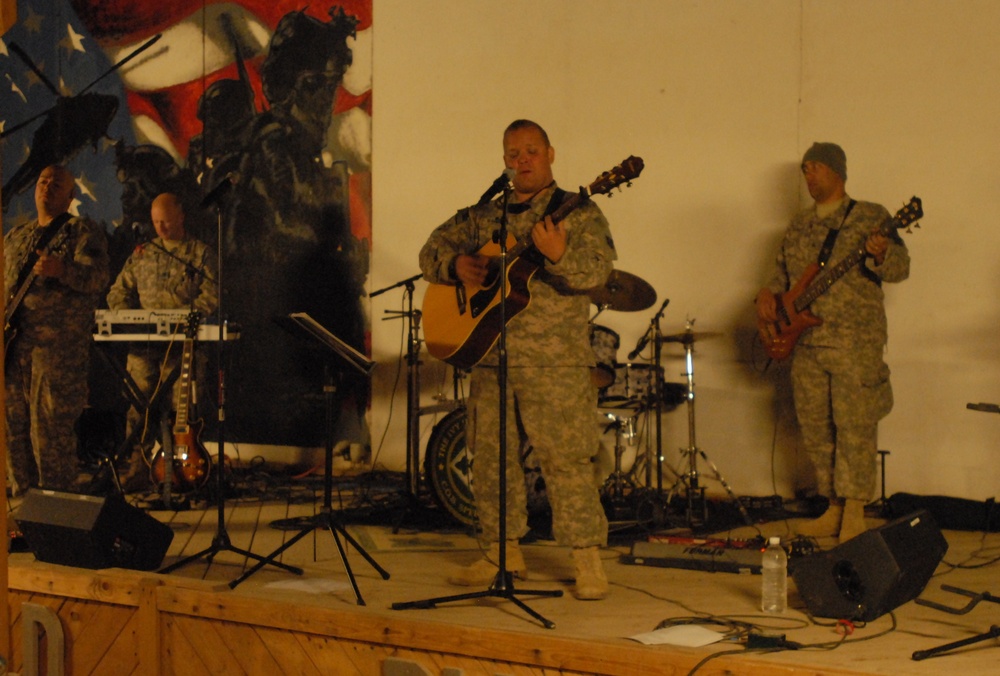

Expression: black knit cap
xmin=801 ymin=142 xmax=847 ymax=180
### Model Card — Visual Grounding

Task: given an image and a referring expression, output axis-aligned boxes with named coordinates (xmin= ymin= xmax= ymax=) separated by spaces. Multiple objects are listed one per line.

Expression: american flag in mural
xmin=1 ymin=0 xmax=374 ymax=447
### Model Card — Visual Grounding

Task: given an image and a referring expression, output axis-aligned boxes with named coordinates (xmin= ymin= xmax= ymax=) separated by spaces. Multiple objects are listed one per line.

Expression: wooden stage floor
xmin=7 ymin=471 xmax=1000 ymax=675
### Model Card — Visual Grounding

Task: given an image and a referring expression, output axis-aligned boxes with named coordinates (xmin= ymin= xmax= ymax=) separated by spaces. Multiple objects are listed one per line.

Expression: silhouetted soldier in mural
xmin=216 ymin=7 xmax=369 ymax=445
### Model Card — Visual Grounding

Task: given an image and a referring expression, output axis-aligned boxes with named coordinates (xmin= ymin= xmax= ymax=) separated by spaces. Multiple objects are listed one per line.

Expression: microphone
xmin=477 ymin=168 xmax=515 ymax=205
xmin=131 ymin=222 xmax=152 ymax=243
xmin=627 ymin=298 xmax=670 ymax=360
xmin=199 ymin=172 xmax=236 ymax=208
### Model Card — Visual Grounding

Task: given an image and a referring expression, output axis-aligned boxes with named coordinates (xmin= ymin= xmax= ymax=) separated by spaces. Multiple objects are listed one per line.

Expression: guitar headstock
xmin=588 ymin=156 xmax=645 ymax=197
xmin=185 ymin=311 xmax=202 ymax=340
xmin=892 ymin=196 xmax=923 ymax=233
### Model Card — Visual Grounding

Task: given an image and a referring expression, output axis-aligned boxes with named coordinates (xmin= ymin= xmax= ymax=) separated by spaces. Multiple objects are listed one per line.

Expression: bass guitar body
xmin=757 ymin=263 xmax=823 ymax=361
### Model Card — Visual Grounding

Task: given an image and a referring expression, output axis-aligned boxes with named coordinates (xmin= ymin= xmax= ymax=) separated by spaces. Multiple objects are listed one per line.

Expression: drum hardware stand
xmin=375 ymin=274 xmax=463 ymax=530
xmin=393 ymin=176 xmax=562 ymax=629
xmin=623 ymin=298 xmax=672 ymax=529
xmin=159 ymin=196 xmax=304 ymax=585
xmin=230 ymin=314 xmax=388 ymax=601
xmin=913 ymin=585 xmax=1000 ymax=661
xmin=866 ymin=449 xmax=891 ymax=517
xmin=599 ymin=412 xmax=639 ymax=522
xmin=373 ymin=273 xmax=424 ymax=500
xmin=665 ymin=322 xmax=753 ymax=529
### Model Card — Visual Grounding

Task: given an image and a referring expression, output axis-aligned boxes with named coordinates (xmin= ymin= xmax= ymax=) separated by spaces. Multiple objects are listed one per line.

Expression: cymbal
xmin=659 ymin=330 xmax=723 ymax=344
xmin=586 ymin=270 xmax=656 ymax=312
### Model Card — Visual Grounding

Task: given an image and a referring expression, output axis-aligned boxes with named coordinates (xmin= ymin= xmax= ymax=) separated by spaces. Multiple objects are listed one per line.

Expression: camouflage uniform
xmin=106 ymin=237 xmax=218 ymax=460
xmin=4 ymin=216 xmax=109 ymax=494
xmin=420 ymin=184 xmax=616 ymax=547
xmin=763 ymin=196 xmax=909 ymax=501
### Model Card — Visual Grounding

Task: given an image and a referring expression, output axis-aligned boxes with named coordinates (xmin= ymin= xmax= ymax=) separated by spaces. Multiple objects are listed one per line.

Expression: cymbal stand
xmin=670 ymin=324 xmax=752 ymax=528
xmin=393 ymin=180 xmax=561 ymax=629
xmin=371 ymin=273 xmax=423 ymax=500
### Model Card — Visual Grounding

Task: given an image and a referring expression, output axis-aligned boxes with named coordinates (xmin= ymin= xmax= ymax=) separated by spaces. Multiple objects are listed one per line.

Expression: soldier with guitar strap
xmin=4 ymin=165 xmax=110 ymax=494
xmin=419 ymin=119 xmax=642 ymax=601
xmin=754 ymin=143 xmax=918 ymax=543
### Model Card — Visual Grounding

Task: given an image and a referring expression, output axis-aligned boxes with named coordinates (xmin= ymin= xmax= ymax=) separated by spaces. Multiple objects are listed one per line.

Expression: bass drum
xmin=424 ymin=407 xmax=549 ymax=528
xmin=424 ymin=408 xmax=477 ymax=527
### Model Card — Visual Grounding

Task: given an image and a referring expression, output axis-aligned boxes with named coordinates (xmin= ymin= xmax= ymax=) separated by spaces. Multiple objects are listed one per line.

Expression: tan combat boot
xmin=838 ymin=498 xmax=868 ymax=542
xmin=796 ymin=499 xmax=843 ymax=538
xmin=572 ymin=546 xmax=608 ymax=600
xmin=448 ymin=540 xmax=527 ymax=586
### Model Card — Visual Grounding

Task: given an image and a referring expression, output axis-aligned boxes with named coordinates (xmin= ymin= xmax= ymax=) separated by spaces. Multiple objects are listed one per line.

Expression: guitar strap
xmin=816 ymin=199 xmax=856 ymax=268
xmin=9 ymin=213 xmax=73 ymax=296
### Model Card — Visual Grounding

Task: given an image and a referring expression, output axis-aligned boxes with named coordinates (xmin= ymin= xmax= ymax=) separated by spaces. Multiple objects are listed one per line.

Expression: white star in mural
xmin=21 ymin=6 xmax=45 ymax=35
xmin=59 ymin=23 xmax=87 ymax=57
xmin=6 ymin=74 xmax=28 ymax=104
xmin=76 ymin=173 xmax=99 ymax=203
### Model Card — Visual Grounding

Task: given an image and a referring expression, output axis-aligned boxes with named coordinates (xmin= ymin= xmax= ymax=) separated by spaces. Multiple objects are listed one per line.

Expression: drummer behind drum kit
xmin=422 ymin=267 xmax=747 ymax=530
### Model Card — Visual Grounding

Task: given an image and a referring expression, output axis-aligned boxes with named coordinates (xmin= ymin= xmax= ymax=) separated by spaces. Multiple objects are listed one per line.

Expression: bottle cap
xmin=768 ymin=536 xmax=781 ymax=545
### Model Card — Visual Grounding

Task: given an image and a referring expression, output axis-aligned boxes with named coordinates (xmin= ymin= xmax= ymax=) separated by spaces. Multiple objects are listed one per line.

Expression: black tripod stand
xmin=229 ymin=313 xmax=388 ymax=601
xmin=159 ymin=197 xmax=303 ymax=584
xmin=392 ymin=177 xmax=562 ymax=628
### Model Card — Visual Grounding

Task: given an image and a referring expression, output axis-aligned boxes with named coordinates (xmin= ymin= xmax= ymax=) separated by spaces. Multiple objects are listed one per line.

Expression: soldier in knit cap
xmin=755 ymin=142 xmax=909 ymax=542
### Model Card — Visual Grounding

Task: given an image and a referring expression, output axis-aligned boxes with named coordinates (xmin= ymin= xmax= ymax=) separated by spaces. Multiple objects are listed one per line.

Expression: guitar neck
xmin=501 ymin=188 xmax=589 ymax=260
xmin=793 ymin=215 xmax=899 ymax=313
xmin=174 ymin=339 xmax=195 ymax=430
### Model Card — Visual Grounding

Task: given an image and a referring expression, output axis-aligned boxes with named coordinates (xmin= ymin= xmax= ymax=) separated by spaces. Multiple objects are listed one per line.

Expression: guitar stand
xmin=230 ymin=361 xmax=389 ymax=602
xmin=913 ymin=585 xmax=1000 ymax=661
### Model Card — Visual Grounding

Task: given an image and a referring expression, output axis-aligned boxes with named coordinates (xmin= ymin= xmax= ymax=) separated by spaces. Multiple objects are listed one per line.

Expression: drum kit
xmin=418 ymin=267 xmax=746 ymax=530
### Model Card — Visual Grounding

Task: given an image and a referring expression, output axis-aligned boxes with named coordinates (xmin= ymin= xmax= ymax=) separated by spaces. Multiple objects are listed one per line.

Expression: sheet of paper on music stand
xmin=286 ymin=312 xmax=375 ymax=375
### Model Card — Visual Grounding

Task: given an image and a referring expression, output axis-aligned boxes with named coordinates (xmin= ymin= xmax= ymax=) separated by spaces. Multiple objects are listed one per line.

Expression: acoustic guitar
xmin=422 ymin=156 xmax=645 ymax=368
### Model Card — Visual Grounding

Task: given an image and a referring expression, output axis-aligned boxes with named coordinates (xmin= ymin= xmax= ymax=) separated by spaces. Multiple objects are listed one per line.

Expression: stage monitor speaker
xmin=15 ymin=489 xmax=174 ymax=571
xmin=790 ymin=509 xmax=947 ymax=622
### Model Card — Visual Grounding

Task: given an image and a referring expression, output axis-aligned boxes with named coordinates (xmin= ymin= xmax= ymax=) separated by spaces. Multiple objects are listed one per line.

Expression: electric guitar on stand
xmin=422 ymin=156 xmax=645 ymax=368
xmin=758 ymin=196 xmax=923 ymax=361
xmin=151 ymin=311 xmax=211 ymax=495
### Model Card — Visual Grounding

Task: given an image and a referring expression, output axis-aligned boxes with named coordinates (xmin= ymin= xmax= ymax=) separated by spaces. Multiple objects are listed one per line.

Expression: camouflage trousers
xmin=791 ymin=344 xmax=893 ymax=502
xmin=5 ymin=338 xmax=90 ymax=494
xmin=467 ymin=365 xmax=608 ymax=548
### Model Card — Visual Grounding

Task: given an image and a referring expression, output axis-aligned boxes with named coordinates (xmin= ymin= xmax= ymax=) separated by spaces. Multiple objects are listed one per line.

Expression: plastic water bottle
xmin=761 ymin=536 xmax=787 ymax=613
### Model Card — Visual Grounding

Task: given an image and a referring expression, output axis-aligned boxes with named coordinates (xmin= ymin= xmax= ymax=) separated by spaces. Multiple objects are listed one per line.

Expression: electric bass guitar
xmin=151 ymin=311 xmax=212 ymax=492
xmin=757 ymin=196 xmax=923 ymax=361
xmin=422 ymin=156 xmax=645 ymax=368
xmin=4 ymin=213 xmax=72 ymax=360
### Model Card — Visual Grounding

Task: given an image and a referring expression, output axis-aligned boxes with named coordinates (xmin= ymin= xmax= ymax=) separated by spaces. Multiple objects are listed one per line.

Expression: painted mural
xmin=0 ymin=0 xmax=373 ymax=448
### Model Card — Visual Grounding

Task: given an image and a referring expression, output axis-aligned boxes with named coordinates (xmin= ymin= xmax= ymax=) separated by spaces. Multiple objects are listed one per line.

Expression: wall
xmin=369 ymin=0 xmax=1000 ymax=502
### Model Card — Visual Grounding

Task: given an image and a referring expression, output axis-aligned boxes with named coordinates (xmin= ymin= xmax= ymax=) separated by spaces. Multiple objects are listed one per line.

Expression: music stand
xmin=391 ymin=179 xmax=562 ymax=629
xmin=228 ymin=313 xmax=389 ymax=603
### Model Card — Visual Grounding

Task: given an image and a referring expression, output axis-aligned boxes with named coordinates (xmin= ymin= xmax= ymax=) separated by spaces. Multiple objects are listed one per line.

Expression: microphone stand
xmin=393 ymin=183 xmax=562 ymax=629
xmin=137 ymin=236 xmax=218 ymax=284
xmin=158 ymin=198 xmax=303 ymax=585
